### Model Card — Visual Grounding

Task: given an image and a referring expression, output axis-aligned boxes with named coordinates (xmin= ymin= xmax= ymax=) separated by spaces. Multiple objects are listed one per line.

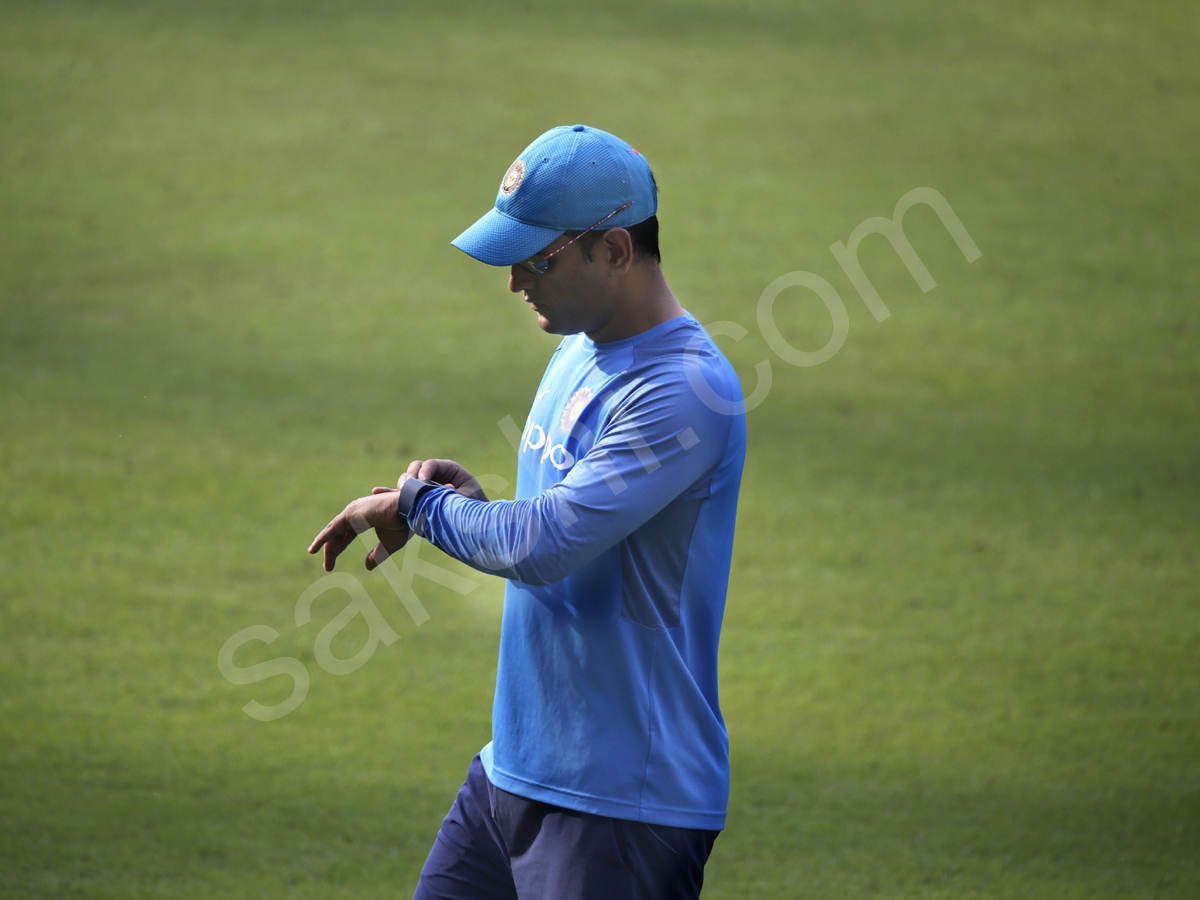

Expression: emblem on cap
xmin=560 ymin=387 xmax=592 ymax=434
xmin=500 ymin=160 xmax=525 ymax=196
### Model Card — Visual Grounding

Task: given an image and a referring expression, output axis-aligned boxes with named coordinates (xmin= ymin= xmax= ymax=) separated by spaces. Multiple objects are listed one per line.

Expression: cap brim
xmin=451 ymin=207 xmax=564 ymax=267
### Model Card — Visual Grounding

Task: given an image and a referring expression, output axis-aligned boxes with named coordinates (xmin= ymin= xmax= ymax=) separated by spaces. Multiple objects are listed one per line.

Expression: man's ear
xmin=602 ymin=228 xmax=634 ymax=275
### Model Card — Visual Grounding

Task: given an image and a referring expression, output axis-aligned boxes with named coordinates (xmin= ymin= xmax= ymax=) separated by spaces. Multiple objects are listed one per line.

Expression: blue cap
xmin=452 ymin=124 xmax=658 ymax=266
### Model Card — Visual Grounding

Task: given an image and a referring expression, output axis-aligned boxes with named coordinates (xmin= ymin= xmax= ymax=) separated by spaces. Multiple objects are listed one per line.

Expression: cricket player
xmin=310 ymin=124 xmax=746 ymax=899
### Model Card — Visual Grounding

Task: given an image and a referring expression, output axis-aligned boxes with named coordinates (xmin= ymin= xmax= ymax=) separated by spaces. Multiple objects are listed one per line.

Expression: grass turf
xmin=1 ymin=0 xmax=1197 ymax=897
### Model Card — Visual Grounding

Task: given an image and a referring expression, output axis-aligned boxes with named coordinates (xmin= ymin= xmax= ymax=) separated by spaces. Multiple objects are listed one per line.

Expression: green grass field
xmin=1 ymin=1 xmax=1197 ymax=896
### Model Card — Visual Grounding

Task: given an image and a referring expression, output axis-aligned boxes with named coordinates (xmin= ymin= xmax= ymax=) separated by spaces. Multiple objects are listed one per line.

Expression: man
xmin=310 ymin=124 xmax=746 ymax=899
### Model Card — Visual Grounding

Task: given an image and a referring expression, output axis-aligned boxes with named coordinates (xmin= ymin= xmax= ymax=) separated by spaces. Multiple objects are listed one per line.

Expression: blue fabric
xmin=410 ymin=313 xmax=746 ymax=830
xmin=450 ymin=207 xmax=564 ymax=271
xmin=452 ymin=124 xmax=659 ymax=266
xmin=412 ymin=755 xmax=718 ymax=900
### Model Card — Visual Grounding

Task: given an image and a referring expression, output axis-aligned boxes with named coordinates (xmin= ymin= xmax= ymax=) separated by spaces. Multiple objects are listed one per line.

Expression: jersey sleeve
xmin=408 ymin=370 xmax=734 ymax=587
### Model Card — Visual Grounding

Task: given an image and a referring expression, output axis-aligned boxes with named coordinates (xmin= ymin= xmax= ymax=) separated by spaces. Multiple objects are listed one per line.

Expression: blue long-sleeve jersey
xmin=408 ymin=313 xmax=746 ymax=830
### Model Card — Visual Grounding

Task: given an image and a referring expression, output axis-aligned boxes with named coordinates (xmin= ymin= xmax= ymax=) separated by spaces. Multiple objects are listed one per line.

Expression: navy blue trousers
xmin=412 ymin=756 xmax=720 ymax=900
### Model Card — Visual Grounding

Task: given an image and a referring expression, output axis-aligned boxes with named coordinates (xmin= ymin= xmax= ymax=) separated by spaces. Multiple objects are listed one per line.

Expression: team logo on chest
xmin=560 ymin=387 xmax=592 ymax=434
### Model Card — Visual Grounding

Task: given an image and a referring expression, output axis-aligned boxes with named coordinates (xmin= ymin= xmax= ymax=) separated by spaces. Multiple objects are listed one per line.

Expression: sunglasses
xmin=515 ymin=202 xmax=634 ymax=275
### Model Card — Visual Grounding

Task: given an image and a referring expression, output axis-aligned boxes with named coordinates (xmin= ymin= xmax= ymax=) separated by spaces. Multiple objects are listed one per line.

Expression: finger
xmin=324 ymin=540 xmax=339 ymax=571
xmin=365 ymin=542 xmax=386 ymax=570
xmin=418 ymin=459 xmax=446 ymax=482
xmin=320 ymin=530 xmax=354 ymax=570
xmin=366 ymin=521 xmax=413 ymax=570
xmin=399 ymin=459 xmax=423 ymax=489
xmin=309 ymin=516 xmax=347 ymax=553
xmin=371 ymin=486 xmax=396 ymax=495
xmin=326 ymin=525 xmax=360 ymax=569
xmin=310 ymin=498 xmax=368 ymax=552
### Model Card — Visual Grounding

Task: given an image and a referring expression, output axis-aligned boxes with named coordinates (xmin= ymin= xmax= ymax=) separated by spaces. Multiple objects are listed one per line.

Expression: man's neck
xmin=586 ymin=265 xmax=685 ymax=343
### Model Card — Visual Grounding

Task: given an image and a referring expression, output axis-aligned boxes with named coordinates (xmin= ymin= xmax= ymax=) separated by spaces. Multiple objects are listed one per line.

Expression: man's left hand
xmin=308 ymin=487 xmax=411 ymax=572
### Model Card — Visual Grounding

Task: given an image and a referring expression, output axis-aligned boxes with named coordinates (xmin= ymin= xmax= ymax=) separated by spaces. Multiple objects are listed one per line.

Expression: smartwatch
xmin=397 ymin=478 xmax=437 ymax=526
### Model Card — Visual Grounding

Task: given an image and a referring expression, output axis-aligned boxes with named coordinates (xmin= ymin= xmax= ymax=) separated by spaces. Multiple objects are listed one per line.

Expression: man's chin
xmin=534 ymin=312 xmax=587 ymax=337
xmin=537 ymin=314 xmax=571 ymax=335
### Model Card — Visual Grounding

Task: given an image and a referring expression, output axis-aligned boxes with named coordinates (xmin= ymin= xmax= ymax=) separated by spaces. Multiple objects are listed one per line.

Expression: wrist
xmin=396 ymin=477 xmax=436 ymax=526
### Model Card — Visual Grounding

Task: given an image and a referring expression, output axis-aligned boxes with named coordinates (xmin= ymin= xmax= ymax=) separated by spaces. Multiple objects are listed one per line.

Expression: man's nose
xmin=509 ymin=265 xmax=535 ymax=293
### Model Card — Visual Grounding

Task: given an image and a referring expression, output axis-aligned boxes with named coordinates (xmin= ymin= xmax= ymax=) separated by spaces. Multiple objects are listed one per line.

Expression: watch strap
xmin=397 ymin=478 xmax=437 ymax=524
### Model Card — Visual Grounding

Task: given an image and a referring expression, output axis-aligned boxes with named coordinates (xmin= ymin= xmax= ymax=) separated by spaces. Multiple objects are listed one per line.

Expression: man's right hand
xmin=399 ymin=458 xmax=489 ymax=502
